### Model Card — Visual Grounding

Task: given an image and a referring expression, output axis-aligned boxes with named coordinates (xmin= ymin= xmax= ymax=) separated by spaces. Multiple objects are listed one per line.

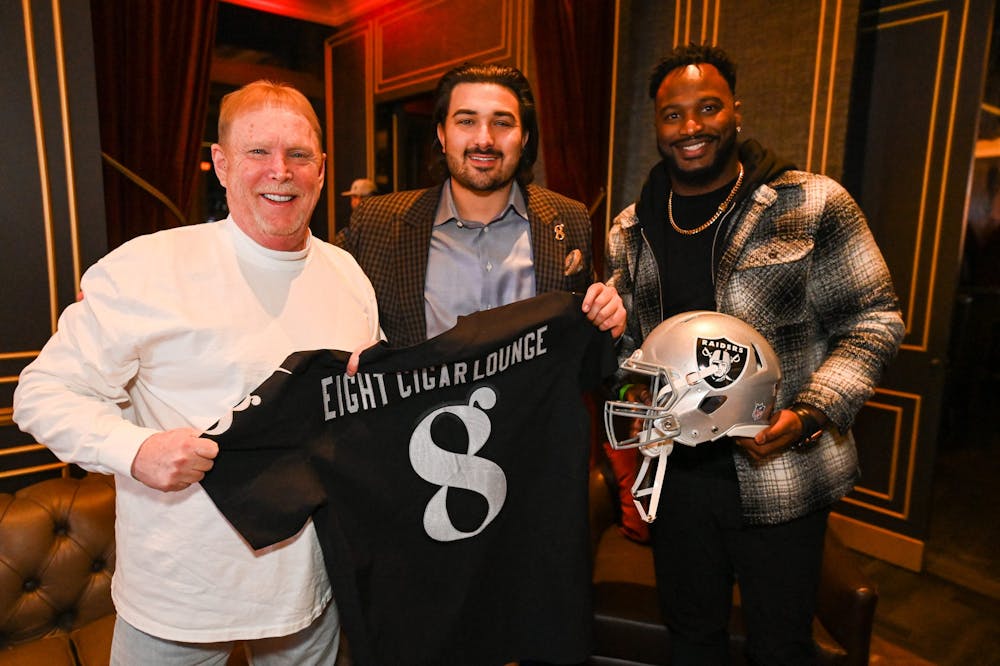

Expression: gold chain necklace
xmin=668 ymin=163 xmax=745 ymax=235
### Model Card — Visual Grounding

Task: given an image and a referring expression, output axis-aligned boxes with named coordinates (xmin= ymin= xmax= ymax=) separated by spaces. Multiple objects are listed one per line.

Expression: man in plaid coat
xmin=606 ymin=44 xmax=904 ymax=664
xmin=337 ymin=63 xmax=625 ymax=347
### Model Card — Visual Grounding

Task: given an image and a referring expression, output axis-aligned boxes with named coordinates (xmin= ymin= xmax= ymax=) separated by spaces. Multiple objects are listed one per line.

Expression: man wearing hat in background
xmin=342 ymin=177 xmax=377 ymax=210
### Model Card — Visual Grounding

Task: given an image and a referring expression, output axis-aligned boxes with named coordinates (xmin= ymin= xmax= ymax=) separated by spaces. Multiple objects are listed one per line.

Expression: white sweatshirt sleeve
xmin=13 ymin=255 xmax=159 ymax=477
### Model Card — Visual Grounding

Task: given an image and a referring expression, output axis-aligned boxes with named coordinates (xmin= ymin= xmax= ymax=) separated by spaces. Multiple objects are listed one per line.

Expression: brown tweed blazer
xmin=336 ymin=183 xmax=594 ymax=347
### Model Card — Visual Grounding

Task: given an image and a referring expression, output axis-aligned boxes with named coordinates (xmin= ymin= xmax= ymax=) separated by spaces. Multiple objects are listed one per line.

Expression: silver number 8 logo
xmin=409 ymin=386 xmax=507 ymax=541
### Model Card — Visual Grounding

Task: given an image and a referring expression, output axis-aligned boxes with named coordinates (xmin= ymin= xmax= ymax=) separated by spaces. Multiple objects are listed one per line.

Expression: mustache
xmin=671 ymin=134 xmax=716 ymax=147
xmin=464 ymin=148 xmax=503 ymax=158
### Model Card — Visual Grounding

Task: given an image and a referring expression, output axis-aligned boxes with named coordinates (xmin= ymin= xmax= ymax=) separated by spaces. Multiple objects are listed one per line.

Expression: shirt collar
xmin=433 ymin=179 xmax=528 ymax=227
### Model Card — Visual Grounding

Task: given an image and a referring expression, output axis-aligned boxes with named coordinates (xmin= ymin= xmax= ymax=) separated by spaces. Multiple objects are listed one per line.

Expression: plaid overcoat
xmin=607 ymin=169 xmax=905 ymax=524
xmin=337 ymin=183 xmax=594 ymax=347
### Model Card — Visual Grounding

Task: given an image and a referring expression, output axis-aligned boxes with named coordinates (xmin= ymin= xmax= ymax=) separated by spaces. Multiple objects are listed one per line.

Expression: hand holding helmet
xmin=604 ymin=311 xmax=782 ymax=522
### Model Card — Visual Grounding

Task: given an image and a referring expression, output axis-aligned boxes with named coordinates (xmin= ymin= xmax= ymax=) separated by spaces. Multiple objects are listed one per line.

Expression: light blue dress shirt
xmin=424 ymin=180 xmax=535 ymax=339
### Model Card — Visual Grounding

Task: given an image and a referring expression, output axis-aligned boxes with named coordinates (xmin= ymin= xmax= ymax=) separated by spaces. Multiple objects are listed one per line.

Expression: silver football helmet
xmin=605 ymin=311 xmax=782 ymax=450
xmin=604 ymin=311 xmax=781 ymax=523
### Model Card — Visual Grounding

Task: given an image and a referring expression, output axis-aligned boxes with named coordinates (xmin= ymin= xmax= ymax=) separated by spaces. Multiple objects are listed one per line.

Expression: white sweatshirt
xmin=13 ymin=218 xmax=380 ymax=642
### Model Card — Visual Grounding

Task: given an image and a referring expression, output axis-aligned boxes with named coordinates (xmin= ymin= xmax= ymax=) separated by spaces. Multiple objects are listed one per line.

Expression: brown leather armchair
xmin=588 ymin=463 xmax=878 ymax=665
xmin=0 ymin=473 xmax=252 ymax=666
xmin=0 ymin=474 xmax=116 ymax=666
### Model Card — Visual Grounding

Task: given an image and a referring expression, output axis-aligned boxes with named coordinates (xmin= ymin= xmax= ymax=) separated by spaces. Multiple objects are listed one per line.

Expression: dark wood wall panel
xmin=375 ymin=0 xmax=519 ymax=97
xmin=718 ymin=1 xmax=846 ymax=176
xmin=3 ymin=3 xmax=61 ymax=352
xmin=848 ymin=391 xmax=920 ymax=518
xmin=0 ymin=0 xmax=107 ymax=491
xmin=848 ymin=12 xmax=946 ymax=351
xmin=327 ymin=26 xmax=373 ymax=233
xmin=831 ymin=0 xmax=991 ymax=570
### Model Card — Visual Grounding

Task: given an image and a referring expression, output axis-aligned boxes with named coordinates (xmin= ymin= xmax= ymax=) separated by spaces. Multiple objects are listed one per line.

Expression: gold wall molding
xmin=22 ymin=0 xmax=60 ymax=335
xmin=842 ymin=389 xmax=922 ymax=522
xmin=829 ymin=512 xmax=924 ymax=571
xmin=3 ymin=0 xmax=103 ymax=486
xmin=325 ymin=23 xmax=375 ymax=227
xmin=371 ymin=0 xmax=528 ymax=100
xmin=857 ymin=2 xmax=970 ymax=353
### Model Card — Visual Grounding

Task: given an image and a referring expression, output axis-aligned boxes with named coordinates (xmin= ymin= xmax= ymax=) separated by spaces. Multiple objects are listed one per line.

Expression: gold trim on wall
xmin=0 ymin=462 xmax=68 ymax=480
xmin=841 ymin=388 xmax=922 ymax=522
xmin=0 ymin=351 xmax=41 ymax=361
xmin=0 ymin=443 xmax=49 ymax=457
xmin=5 ymin=1 xmax=96 ymax=483
xmin=868 ymin=0 xmax=938 ymax=14
xmin=365 ymin=24 xmax=375 ymax=181
xmin=51 ymin=0 xmax=82 ymax=292
xmin=391 ymin=112 xmax=399 ymax=192
xmin=21 ymin=0 xmax=59 ymax=335
xmin=324 ymin=22 xmax=375 ymax=231
xmin=807 ymin=0 xmax=845 ymax=175
xmin=604 ymin=0 xmax=623 ymax=237
xmin=669 ymin=0 xmax=721 ymax=49
xmin=829 ymin=512 xmax=924 ymax=571
xmin=373 ymin=0 xmax=525 ymax=97
xmin=880 ymin=12 xmax=948 ymax=352
xmin=926 ymin=2 xmax=969 ymax=352
xmin=866 ymin=3 xmax=970 ymax=353
xmin=849 ymin=402 xmax=905 ymax=504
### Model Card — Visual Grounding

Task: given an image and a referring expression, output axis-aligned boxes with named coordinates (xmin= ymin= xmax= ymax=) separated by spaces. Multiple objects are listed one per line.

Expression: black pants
xmin=650 ymin=440 xmax=828 ymax=666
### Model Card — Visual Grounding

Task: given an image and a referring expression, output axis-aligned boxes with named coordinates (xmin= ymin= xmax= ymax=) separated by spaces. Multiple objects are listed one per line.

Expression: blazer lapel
xmin=526 ymin=185 xmax=564 ymax=295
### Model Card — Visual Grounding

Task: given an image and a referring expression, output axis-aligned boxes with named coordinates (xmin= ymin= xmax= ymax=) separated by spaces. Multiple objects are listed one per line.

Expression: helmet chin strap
xmin=631 ymin=440 xmax=672 ymax=523
xmin=631 ymin=414 xmax=709 ymax=522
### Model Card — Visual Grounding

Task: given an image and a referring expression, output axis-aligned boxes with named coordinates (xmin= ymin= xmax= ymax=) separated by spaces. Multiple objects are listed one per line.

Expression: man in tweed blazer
xmin=338 ymin=63 xmax=625 ymax=347
xmin=606 ymin=44 xmax=904 ymax=664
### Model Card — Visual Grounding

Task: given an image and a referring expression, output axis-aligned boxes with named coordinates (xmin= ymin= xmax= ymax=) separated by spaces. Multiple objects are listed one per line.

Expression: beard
xmin=658 ymin=129 xmax=739 ymax=189
xmin=446 ymin=149 xmax=520 ymax=193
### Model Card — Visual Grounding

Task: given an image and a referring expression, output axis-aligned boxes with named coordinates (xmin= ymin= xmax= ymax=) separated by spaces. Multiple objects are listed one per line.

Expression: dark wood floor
xmin=859 ymin=398 xmax=1000 ymax=665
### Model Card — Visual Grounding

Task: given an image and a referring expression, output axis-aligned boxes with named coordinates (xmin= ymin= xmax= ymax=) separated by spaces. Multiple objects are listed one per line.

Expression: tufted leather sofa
xmin=0 ymin=473 xmax=116 ymax=666
xmin=0 ymin=474 xmax=255 ymax=666
xmin=587 ymin=463 xmax=879 ymax=665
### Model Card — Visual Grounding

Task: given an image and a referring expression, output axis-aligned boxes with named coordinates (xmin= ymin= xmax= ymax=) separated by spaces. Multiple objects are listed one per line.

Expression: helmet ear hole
xmin=699 ymin=394 xmax=727 ymax=414
xmin=752 ymin=343 xmax=767 ymax=369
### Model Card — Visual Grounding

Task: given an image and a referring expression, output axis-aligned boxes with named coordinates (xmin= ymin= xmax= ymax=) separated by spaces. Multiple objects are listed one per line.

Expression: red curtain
xmin=533 ymin=0 xmax=615 ymax=277
xmin=90 ymin=0 xmax=218 ymax=248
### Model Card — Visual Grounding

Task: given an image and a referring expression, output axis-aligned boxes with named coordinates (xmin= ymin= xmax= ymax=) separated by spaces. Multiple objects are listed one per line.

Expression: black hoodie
xmin=633 ymin=139 xmax=796 ymax=317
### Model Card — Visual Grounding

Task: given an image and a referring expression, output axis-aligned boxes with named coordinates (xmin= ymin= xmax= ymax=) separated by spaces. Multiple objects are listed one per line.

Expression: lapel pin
xmin=554 ymin=223 xmax=566 ymax=241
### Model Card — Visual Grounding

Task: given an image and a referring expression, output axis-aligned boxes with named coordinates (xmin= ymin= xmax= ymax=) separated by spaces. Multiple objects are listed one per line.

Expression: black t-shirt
xmin=200 ymin=292 xmax=615 ymax=666
xmin=660 ymin=178 xmax=739 ymax=316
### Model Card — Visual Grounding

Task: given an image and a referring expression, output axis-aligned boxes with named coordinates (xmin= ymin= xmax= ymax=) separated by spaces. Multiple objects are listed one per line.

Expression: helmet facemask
xmin=604 ymin=359 xmax=681 ymax=451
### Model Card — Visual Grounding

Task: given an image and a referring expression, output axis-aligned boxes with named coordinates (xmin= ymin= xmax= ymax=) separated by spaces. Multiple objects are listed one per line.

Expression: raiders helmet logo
xmin=697 ymin=337 xmax=748 ymax=389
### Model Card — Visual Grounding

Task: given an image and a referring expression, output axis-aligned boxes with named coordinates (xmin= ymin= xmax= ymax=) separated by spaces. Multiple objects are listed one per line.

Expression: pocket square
xmin=564 ymin=248 xmax=584 ymax=276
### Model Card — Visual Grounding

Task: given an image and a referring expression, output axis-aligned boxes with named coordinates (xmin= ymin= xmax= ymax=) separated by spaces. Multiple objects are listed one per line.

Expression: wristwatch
xmin=788 ymin=403 xmax=825 ymax=450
